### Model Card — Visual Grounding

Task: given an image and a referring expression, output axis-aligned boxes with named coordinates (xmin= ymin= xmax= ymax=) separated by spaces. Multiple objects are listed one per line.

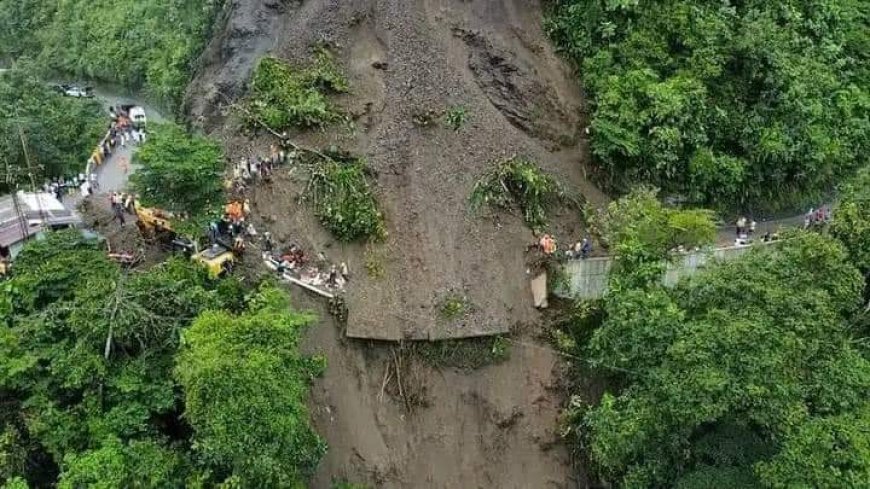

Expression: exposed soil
xmin=186 ymin=0 xmax=603 ymax=486
xmin=296 ymin=295 xmax=581 ymax=489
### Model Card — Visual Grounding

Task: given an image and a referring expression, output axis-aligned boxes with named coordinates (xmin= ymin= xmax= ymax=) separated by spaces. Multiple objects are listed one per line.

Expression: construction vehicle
xmin=193 ymin=243 xmax=235 ymax=278
xmin=134 ymin=200 xmax=238 ymax=277
xmin=134 ymin=202 xmax=174 ymax=238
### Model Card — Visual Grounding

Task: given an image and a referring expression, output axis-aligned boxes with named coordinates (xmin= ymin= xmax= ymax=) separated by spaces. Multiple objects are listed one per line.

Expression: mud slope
xmin=187 ymin=1 xmax=597 ymax=486
xmin=299 ymin=298 xmax=578 ymax=489
xmin=188 ymin=0 xmax=604 ymax=341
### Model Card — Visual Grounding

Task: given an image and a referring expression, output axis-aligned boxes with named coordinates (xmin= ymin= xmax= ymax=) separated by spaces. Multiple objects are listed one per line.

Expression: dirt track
xmin=187 ymin=0 xmax=600 ymax=486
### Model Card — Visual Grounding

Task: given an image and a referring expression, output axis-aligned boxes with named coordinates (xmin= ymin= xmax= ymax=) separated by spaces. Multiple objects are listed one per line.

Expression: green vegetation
xmin=439 ymin=293 xmax=471 ymax=320
xmin=558 ymin=192 xmax=870 ymax=487
xmin=444 ymin=105 xmax=468 ymax=131
xmin=470 ymin=157 xmax=570 ymax=232
xmin=0 ymin=0 xmax=222 ymax=108
xmin=130 ymin=123 xmax=224 ymax=218
xmin=0 ymin=231 xmax=324 ymax=487
xmin=248 ymin=51 xmax=348 ymax=131
xmin=414 ymin=336 xmax=510 ymax=370
xmin=0 ymin=65 xmax=104 ymax=189
xmin=176 ymin=286 xmax=326 ymax=487
xmin=587 ymin=187 xmax=717 ymax=284
xmin=547 ymin=0 xmax=869 ymax=209
xmin=307 ymin=156 xmax=385 ymax=242
xmin=830 ymin=167 xmax=870 ymax=273
xmin=364 ymin=245 xmax=386 ymax=279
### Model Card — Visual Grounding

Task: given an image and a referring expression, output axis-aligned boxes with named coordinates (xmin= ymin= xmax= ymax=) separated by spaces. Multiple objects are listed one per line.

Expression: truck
xmin=117 ymin=104 xmax=147 ymax=129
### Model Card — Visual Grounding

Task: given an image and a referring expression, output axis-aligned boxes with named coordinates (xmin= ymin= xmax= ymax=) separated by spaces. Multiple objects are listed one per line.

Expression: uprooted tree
xmin=469 ymin=156 xmax=573 ymax=232
xmin=247 ymin=50 xmax=348 ymax=131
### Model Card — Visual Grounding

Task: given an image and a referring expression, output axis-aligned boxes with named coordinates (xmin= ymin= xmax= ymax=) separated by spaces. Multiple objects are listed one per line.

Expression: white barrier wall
xmin=558 ymin=243 xmax=771 ymax=299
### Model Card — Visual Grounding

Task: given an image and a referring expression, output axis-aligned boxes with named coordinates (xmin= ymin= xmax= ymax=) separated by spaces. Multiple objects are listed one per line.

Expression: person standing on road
xmin=736 ymin=216 xmax=747 ymax=236
xmin=112 ymin=205 xmax=126 ymax=226
xmin=119 ymin=155 xmax=130 ymax=174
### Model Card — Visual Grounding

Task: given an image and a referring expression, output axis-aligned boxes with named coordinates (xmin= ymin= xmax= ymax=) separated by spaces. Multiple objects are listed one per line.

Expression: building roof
xmin=0 ymin=192 xmax=82 ymax=248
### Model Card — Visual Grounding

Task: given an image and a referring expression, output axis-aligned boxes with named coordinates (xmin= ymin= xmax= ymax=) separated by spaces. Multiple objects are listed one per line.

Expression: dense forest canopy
xmin=0 ymin=66 xmax=104 ymax=188
xmin=547 ymin=0 xmax=869 ymax=209
xmin=0 ymin=232 xmax=324 ymax=488
xmin=560 ymin=190 xmax=870 ymax=488
xmin=0 ymin=0 xmax=222 ymax=107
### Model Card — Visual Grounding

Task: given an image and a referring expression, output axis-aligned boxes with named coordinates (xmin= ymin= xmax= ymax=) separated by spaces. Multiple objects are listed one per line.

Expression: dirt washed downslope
xmin=186 ymin=0 xmax=598 ymax=487
xmin=187 ymin=0 xmax=603 ymax=341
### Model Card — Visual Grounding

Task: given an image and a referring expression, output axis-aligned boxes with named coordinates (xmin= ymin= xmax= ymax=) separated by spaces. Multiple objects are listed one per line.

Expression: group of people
xmin=734 ymin=215 xmax=758 ymax=246
xmin=229 ymin=144 xmax=288 ymax=191
xmin=263 ymin=238 xmax=350 ymax=291
xmin=41 ymin=174 xmax=97 ymax=202
xmin=804 ymin=206 xmax=832 ymax=229
xmin=208 ymin=200 xmax=255 ymax=254
xmin=87 ymin=107 xmax=146 ymax=175
xmin=528 ymin=233 xmax=593 ymax=260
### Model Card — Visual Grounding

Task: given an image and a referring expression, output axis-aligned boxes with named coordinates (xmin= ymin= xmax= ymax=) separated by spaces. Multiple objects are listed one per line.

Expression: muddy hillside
xmin=186 ymin=1 xmax=599 ymax=487
xmin=187 ymin=0 xmax=604 ymax=341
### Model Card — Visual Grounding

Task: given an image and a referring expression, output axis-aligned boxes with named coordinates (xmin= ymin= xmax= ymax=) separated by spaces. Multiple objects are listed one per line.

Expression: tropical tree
xmin=176 ymin=285 xmax=327 ymax=487
xmin=0 ymin=63 xmax=104 ymax=190
xmin=130 ymin=123 xmax=224 ymax=217
xmin=547 ymin=0 xmax=869 ymax=209
xmin=0 ymin=0 xmax=223 ymax=107
xmin=0 ymin=231 xmax=327 ymax=488
xmin=572 ymin=230 xmax=870 ymax=488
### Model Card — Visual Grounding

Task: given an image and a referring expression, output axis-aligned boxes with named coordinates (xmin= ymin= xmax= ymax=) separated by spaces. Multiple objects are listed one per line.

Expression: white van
xmin=128 ymin=106 xmax=147 ymax=128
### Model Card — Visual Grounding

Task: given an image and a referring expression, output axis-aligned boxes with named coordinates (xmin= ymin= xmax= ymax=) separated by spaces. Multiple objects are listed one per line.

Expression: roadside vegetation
xmin=0 ymin=231 xmax=325 ymax=487
xmin=470 ymin=157 xmax=570 ymax=232
xmin=0 ymin=65 xmax=104 ymax=189
xmin=556 ymin=189 xmax=870 ymax=488
xmin=0 ymin=0 xmax=222 ymax=108
xmin=547 ymin=0 xmax=869 ymax=210
xmin=248 ymin=50 xmax=348 ymax=131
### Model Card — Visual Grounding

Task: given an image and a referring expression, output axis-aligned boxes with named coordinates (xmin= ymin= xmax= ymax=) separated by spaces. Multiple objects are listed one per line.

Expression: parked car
xmin=63 ymin=85 xmax=94 ymax=98
xmin=52 ymin=84 xmax=93 ymax=98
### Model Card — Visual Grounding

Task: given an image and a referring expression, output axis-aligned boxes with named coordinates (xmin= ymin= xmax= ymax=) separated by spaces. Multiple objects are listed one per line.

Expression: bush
xmin=307 ymin=156 xmax=385 ymax=242
xmin=248 ymin=50 xmax=348 ymax=131
xmin=444 ymin=105 xmax=468 ymax=131
xmin=470 ymin=157 xmax=569 ymax=232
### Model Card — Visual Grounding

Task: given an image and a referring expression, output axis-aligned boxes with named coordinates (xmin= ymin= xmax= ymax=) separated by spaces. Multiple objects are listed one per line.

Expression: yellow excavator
xmin=134 ymin=201 xmax=236 ymax=278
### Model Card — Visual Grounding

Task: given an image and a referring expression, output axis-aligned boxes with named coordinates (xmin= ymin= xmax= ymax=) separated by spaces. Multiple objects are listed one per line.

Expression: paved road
xmin=64 ymin=87 xmax=166 ymax=207
xmin=715 ymin=214 xmax=807 ymax=245
xmin=90 ymin=85 xmax=166 ymax=195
